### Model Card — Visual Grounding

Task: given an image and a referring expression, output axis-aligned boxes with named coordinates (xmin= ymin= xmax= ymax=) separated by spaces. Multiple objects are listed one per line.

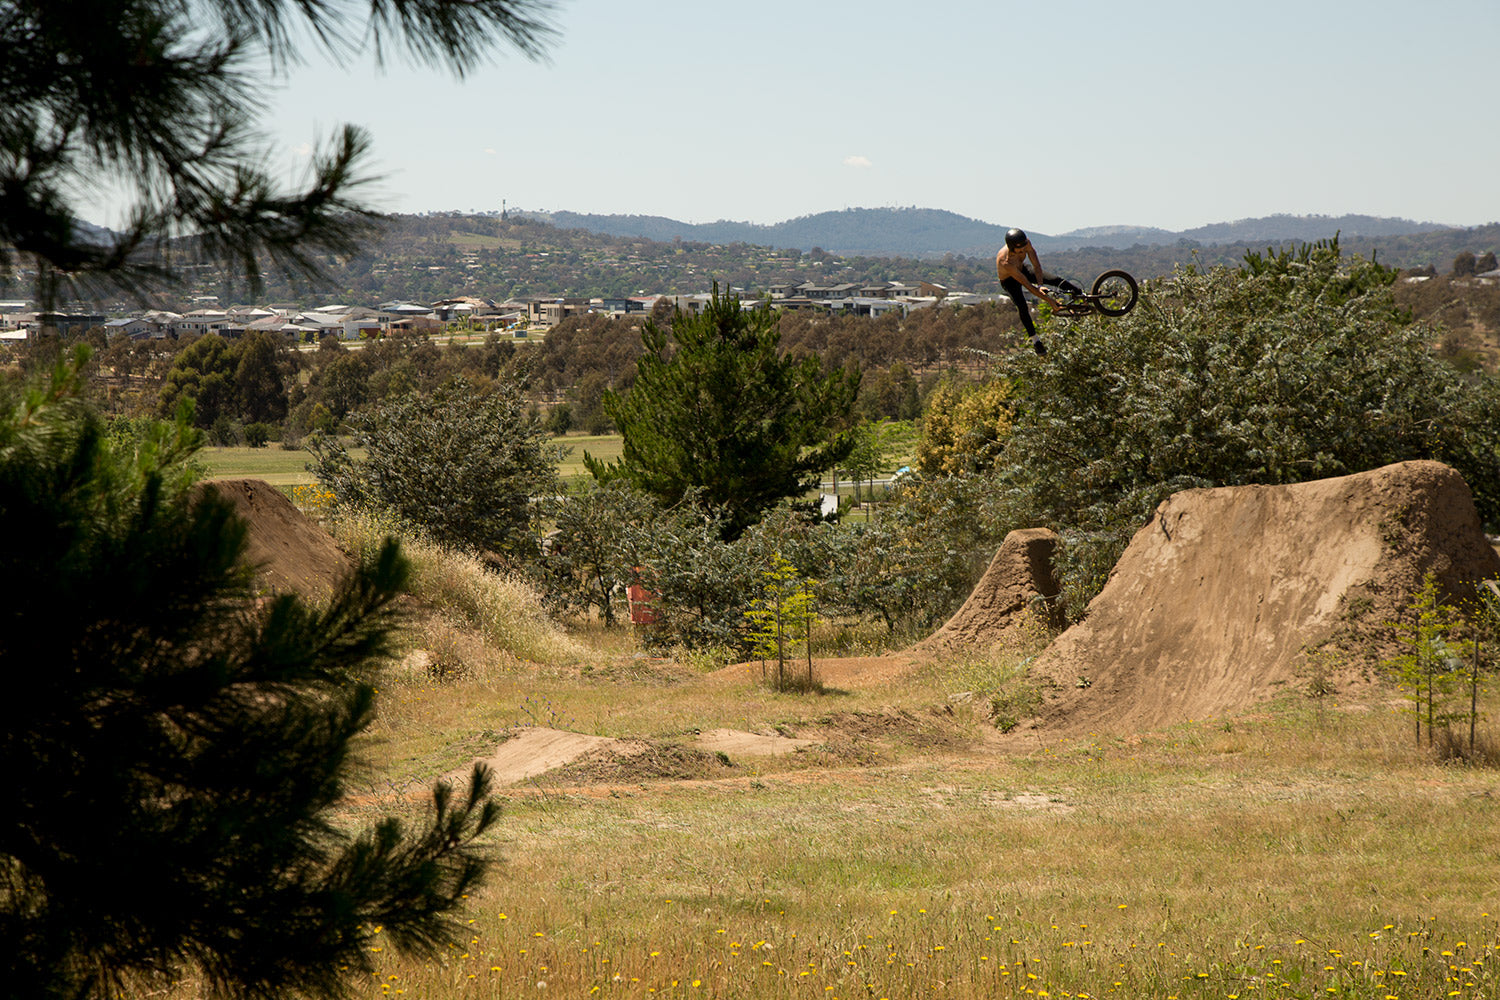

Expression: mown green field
xmin=555 ymin=433 xmax=624 ymax=484
xmin=200 ymin=431 xmax=624 ymax=488
xmin=197 ymin=445 xmax=319 ymax=486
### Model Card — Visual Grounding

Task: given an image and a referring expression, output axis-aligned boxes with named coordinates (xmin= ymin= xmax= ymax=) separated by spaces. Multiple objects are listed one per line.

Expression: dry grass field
xmin=149 ymin=475 xmax=1500 ymax=1000
xmin=330 ymin=510 xmax=1500 ymax=1000
xmin=334 ymin=632 xmax=1499 ymax=1000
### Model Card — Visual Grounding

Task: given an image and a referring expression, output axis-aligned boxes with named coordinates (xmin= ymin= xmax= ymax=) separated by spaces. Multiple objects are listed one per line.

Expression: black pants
xmin=1001 ymin=265 xmax=1081 ymax=336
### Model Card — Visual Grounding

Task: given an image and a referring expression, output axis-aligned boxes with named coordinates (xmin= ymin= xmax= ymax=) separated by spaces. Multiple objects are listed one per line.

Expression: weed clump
xmin=990 ymin=682 xmax=1044 ymax=733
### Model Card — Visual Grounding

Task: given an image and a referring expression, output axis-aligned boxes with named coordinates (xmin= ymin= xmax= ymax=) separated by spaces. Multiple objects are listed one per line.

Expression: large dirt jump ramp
xmin=1026 ymin=461 xmax=1500 ymax=734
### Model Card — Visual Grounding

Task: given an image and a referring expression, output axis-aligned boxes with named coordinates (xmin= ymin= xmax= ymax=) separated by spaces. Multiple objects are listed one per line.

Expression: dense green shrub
xmin=310 ymin=375 xmax=561 ymax=558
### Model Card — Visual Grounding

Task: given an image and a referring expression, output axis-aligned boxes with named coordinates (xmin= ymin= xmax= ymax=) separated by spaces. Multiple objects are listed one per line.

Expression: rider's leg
xmin=1001 ymin=276 xmax=1046 ymax=356
xmin=1001 ymin=277 xmax=1036 ymax=335
xmin=1025 ymin=263 xmax=1081 ymax=295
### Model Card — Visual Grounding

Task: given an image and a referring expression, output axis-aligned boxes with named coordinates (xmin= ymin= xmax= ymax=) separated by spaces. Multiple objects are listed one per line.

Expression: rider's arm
xmin=1021 ymin=247 xmax=1059 ymax=305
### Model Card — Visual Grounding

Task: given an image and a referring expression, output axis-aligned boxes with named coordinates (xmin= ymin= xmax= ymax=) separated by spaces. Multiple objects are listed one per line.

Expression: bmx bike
xmin=1041 ymin=268 xmax=1139 ymax=317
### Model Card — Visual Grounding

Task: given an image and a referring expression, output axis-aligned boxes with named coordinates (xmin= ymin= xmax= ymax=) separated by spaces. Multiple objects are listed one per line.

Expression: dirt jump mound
xmin=913 ymin=527 xmax=1066 ymax=655
xmin=203 ymin=478 xmax=352 ymax=599
xmin=1027 ymin=461 xmax=1500 ymax=734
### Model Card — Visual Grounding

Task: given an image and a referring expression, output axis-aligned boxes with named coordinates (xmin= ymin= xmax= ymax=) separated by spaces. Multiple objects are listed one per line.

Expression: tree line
xmin=288 ymin=240 xmax=1500 ymax=654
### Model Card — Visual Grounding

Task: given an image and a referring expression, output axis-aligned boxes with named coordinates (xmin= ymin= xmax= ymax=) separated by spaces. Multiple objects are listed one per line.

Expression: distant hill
xmin=121 ymin=209 xmax=1500 ymax=310
xmin=527 ymin=207 xmax=1010 ymax=258
xmin=523 ymin=207 xmax=1465 ymax=259
xmin=1175 ymin=214 xmax=1444 ymax=245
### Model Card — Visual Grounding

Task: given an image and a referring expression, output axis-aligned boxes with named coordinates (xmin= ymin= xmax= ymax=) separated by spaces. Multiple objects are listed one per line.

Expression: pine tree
xmin=1383 ymin=573 xmax=1474 ymax=747
xmin=1 ymin=351 xmax=498 ymax=999
xmin=587 ymin=286 xmax=859 ymax=540
xmin=0 ymin=0 xmax=555 ymax=306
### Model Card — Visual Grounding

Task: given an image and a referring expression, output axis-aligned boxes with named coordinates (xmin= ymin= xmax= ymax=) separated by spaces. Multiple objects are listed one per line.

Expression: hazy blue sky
xmin=258 ymin=0 xmax=1500 ymax=237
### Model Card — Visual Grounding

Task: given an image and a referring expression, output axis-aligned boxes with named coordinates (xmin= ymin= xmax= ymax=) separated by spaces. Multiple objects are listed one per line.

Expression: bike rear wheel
xmin=1091 ymin=269 xmax=1138 ymax=316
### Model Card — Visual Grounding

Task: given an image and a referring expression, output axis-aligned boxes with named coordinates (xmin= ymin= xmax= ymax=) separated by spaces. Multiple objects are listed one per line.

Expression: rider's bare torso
xmin=996 ymin=242 xmax=1056 ymax=305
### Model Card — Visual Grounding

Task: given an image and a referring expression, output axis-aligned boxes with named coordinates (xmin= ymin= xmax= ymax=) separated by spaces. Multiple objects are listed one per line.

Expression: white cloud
xmin=843 ymin=155 xmax=873 ymax=169
xmin=291 ymin=142 xmax=315 ymax=159
xmin=484 ymin=148 xmax=498 ymax=155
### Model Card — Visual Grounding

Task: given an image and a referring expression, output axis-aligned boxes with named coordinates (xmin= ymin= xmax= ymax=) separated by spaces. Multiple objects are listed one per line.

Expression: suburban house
xmin=526 ymin=297 xmax=591 ymax=327
xmin=174 ymin=309 xmax=230 ymax=337
xmin=0 ymin=266 xmax=973 ymax=342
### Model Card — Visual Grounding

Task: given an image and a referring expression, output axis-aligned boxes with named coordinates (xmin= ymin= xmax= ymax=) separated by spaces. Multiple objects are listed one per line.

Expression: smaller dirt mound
xmin=444 ymin=727 xmax=818 ymax=789
xmin=538 ymin=741 xmax=736 ymax=785
xmin=446 ymin=727 xmax=633 ymax=787
xmin=693 ymin=729 xmax=818 ymax=756
xmin=912 ymin=528 xmax=1065 ymax=654
xmin=203 ymin=478 xmax=351 ymax=599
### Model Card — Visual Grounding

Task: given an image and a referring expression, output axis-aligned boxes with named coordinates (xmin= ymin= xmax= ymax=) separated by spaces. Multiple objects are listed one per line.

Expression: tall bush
xmin=994 ymin=238 xmax=1500 ymax=613
xmin=310 ymin=375 xmax=562 ymax=559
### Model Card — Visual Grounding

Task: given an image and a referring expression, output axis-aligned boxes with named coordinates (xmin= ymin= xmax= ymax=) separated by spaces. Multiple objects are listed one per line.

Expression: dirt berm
xmin=1024 ymin=460 xmax=1500 ymax=734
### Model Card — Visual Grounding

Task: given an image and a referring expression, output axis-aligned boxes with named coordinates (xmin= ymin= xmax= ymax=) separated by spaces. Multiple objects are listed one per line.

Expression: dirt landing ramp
xmin=913 ymin=527 xmax=1065 ymax=655
xmin=448 ymin=728 xmax=633 ymax=787
xmin=1028 ymin=461 xmax=1500 ymax=734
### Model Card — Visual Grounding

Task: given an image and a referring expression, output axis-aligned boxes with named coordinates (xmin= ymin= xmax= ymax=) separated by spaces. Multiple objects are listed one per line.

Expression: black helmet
xmin=1005 ymin=228 xmax=1029 ymax=250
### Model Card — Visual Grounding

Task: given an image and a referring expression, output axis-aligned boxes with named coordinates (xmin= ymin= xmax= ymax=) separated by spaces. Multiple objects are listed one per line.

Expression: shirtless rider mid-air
xmin=996 ymin=227 xmax=1076 ymax=356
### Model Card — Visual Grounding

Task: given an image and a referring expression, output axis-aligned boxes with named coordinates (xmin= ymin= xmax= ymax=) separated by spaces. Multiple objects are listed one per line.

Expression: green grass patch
xmin=198 ymin=445 xmax=316 ymax=486
xmin=201 ymin=434 xmax=613 ymax=488
xmin=446 ymin=231 xmax=525 ymax=250
xmin=555 ymin=432 xmax=623 ymax=484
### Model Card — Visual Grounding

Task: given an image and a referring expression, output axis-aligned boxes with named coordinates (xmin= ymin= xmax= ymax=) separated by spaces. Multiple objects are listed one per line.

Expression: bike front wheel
xmin=1091 ymin=269 xmax=1138 ymax=316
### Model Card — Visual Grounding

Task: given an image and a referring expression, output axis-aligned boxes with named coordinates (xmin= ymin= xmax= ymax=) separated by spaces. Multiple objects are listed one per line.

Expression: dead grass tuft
xmin=327 ymin=509 xmax=588 ymax=674
xmin=1433 ymin=724 xmax=1500 ymax=767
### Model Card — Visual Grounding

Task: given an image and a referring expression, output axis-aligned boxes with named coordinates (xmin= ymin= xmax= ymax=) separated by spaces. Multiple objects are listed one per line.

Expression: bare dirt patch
xmin=707 ymin=654 xmax=926 ymax=691
xmin=444 ymin=727 xmax=632 ymax=786
xmin=693 ymin=729 xmax=818 ymax=756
